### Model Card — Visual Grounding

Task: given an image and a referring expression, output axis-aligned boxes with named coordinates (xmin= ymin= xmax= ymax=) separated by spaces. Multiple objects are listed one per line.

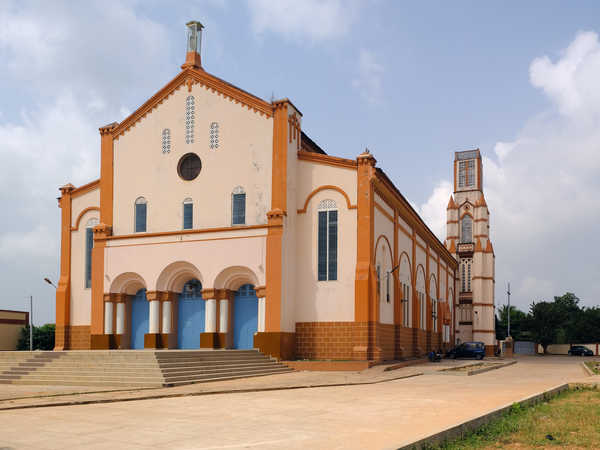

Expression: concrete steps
xmin=0 ymin=350 xmax=293 ymax=388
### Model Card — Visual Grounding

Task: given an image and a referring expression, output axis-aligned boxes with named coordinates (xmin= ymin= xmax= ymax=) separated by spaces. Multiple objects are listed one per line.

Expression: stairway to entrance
xmin=0 ymin=350 xmax=292 ymax=388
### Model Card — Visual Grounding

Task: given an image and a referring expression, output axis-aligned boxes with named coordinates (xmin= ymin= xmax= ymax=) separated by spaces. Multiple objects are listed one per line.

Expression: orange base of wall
xmin=296 ymin=322 xmax=449 ymax=362
xmin=284 ymin=360 xmax=376 ymax=371
xmin=55 ymin=325 xmax=91 ymax=350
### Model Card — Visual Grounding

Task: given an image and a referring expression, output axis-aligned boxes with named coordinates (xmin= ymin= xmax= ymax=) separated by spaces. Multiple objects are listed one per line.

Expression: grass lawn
xmin=434 ymin=388 xmax=600 ymax=449
xmin=585 ymin=360 xmax=599 ymax=375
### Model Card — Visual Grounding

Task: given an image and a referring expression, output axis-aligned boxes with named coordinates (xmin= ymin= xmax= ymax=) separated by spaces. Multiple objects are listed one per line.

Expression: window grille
xmin=402 ymin=284 xmax=410 ymax=327
xmin=185 ymin=96 xmax=195 ymax=144
xmin=183 ymin=198 xmax=193 ymax=230
xmin=232 ymin=187 xmax=246 ymax=225
xmin=162 ymin=129 xmax=171 ymax=153
xmin=209 ymin=122 xmax=219 ymax=150
xmin=461 ymin=216 xmax=472 ymax=243
xmin=181 ymin=279 xmax=202 ymax=299
xmin=317 ymin=200 xmax=338 ymax=281
xmin=135 ymin=197 xmax=147 ymax=233
xmin=84 ymin=218 xmax=98 ymax=288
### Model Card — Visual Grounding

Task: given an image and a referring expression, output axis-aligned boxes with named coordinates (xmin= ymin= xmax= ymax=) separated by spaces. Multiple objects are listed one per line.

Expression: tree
xmin=16 ymin=324 xmax=55 ymax=350
xmin=496 ymin=305 xmax=527 ymax=341
xmin=527 ymin=301 xmax=561 ymax=354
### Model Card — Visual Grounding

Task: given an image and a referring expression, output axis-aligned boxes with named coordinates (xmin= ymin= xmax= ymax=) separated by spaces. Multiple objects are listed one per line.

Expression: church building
xmin=54 ymin=22 xmax=495 ymax=360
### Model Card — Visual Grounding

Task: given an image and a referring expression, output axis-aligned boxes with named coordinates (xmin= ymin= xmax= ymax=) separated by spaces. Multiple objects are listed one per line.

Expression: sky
xmin=1 ymin=0 xmax=600 ymax=325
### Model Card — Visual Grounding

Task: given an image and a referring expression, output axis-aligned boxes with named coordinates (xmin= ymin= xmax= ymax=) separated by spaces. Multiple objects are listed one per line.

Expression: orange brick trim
xmin=374 ymin=202 xmax=394 ymax=222
xmin=71 ymin=179 xmax=100 ymax=198
xmin=297 ymin=151 xmax=357 ymax=170
xmin=71 ymin=206 xmax=100 ymax=231
xmin=297 ymin=185 xmax=357 ymax=214
xmin=111 ymin=69 xmax=272 ymax=141
xmin=101 ymin=223 xmax=272 ymax=241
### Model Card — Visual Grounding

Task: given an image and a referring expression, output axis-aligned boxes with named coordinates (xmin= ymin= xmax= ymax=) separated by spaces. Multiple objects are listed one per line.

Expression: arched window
xmin=84 ymin=218 xmax=98 ymax=288
xmin=185 ymin=96 xmax=195 ymax=144
xmin=181 ymin=279 xmax=202 ymax=299
xmin=460 ymin=216 xmax=472 ymax=243
xmin=317 ymin=199 xmax=338 ymax=281
xmin=209 ymin=122 xmax=219 ymax=150
xmin=162 ymin=128 xmax=171 ymax=154
xmin=232 ymin=186 xmax=246 ymax=225
xmin=183 ymin=198 xmax=193 ymax=230
xmin=135 ymin=197 xmax=147 ymax=233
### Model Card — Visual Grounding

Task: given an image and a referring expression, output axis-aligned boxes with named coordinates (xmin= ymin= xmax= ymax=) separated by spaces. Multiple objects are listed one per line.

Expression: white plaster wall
xmin=112 ymin=83 xmax=273 ymax=236
xmin=281 ymin=105 xmax=301 ymax=332
xmin=294 ymin=185 xmax=357 ymax=323
xmin=296 ymin=160 xmax=357 ymax=209
xmin=104 ymin=233 xmax=267 ymax=293
xmin=374 ymin=194 xmax=393 ymax=217
xmin=71 ymin=188 xmax=100 ymax=228
xmin=70 ymin=207 xmax=99 ymax=325
xmin=397 ymin=229 xmax=412 ymax=261
xmin=397 ymin=215 xmax=412 ymax=235
xmin=374 ymin=207 xmax=394 ymax=324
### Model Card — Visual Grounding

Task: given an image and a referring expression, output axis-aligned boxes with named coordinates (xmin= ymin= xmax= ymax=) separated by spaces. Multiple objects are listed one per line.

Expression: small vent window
xmin=185 ymin=96 xmax=195 ymax=144
xmin=210 ymin=122 xmax=219 ymax=150
xmin=162 ymin=129 xmax=171 ymax=154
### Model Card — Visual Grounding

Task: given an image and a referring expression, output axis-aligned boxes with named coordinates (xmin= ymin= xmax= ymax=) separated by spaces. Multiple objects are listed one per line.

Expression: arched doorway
xmin=233 ymin=284 xmax=258 ymax=349
xmin=177 ymin=279 xmax=205 ymax=349
xmin=131 ymin=289 xmax=148 ymax=349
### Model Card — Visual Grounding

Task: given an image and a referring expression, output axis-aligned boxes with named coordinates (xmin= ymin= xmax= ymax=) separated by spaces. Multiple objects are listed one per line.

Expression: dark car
xmin=446 ymin=341 xmax=486 ymax=360
xmin=568 ymin=345 xmax=593 ymax=356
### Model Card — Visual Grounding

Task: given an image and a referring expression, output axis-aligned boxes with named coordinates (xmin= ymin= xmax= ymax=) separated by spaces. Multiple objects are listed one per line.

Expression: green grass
xmin=429 ymin=387 xmax=600 ymax=449
xmin=585 ymin=360 xmax=599 ymax=375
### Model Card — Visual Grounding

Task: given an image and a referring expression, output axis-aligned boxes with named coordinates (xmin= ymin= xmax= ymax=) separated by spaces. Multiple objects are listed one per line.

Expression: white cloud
xmin=245 ymin=0 xmax=360 ymax=42
xmin=417 ymin=181 xmax=453 ymax=241
xmin=419 ymin=31 xmax=600 ymax=309
xmin=352 ymin=49 xmax=385 ymax=106
xmin=0 ymin=1 xmax=174 ymax=324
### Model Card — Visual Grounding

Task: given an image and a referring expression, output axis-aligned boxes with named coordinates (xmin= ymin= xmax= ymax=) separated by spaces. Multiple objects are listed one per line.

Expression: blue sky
xmin=1 ymin=0 xmax=600 ymax=324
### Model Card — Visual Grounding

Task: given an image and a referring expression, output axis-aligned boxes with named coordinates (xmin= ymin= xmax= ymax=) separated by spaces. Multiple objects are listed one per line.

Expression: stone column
xmin=215 ymin=289 xmax=234 ymax=349
xmin=144 ymin=291 xmax=162 ymax=349
xmin=114 ymin=293 xmax=127 ymax=349
xmin=160 ymin=292 xmax=177 ymax=349
xmin=104 ymin=296 xmax=114 ymax=335
xmin=200 ymin=288 xmax=218 ymax=349
xmin=256 ymin=286 xmax=266 ymax=333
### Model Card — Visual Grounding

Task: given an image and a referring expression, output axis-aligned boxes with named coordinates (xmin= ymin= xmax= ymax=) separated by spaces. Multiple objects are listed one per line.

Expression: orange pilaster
xmin=55 ymin=184 xmax=74 ymax=350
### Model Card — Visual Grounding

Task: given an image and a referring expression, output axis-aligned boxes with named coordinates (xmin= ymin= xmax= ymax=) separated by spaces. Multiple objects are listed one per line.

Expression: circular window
xmin=177 ymin=153 xmax=202 ymax=181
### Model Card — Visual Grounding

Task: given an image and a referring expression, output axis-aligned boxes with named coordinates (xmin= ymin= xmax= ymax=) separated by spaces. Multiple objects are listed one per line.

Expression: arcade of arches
xmin=101 ymin=264 xmax=265 ymax=350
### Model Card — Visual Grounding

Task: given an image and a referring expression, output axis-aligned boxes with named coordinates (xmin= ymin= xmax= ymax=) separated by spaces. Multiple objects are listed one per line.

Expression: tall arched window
xmin=85 ymin=218 xmax=99 ymax=288
xmin=232 ymin=186 xmax=246 ymax=225
xmin=183 ymin=198 xmax=193 ymax=230
xmin=317 ymin=199 xmax=338 ymax=281
xmin=460 ymin=215 xmax=472 ymax=243
xmin=185 ymin=96 xmax=195 ymax=144
xmin=135 ymin=197 xmax=147 ymax=233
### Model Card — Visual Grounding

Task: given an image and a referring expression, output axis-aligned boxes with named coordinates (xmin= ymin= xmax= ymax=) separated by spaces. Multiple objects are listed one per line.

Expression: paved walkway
xmin=0 ymin=356 xmax=596 ymax=449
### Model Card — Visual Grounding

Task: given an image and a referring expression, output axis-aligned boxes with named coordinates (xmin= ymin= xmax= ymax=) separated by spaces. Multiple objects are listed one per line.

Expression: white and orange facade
xmin=446 ymin=150 xmax=496 ymax=355
xmin=54 ymin=22 xmax=475 ymax=361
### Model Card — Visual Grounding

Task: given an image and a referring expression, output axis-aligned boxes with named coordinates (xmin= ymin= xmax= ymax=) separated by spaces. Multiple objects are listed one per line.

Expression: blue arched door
xmin=177 ymin=279 xmax=205 ymax=349
xmin=233 ymin=284 xmax=258 ymax=349
xmin=131 ymin=289 xmax=148 ymax=349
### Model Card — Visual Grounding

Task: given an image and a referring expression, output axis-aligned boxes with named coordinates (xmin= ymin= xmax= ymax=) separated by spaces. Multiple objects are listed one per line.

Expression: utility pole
xmin=29 ymin=295 xmax=33 ymax=351
xmin=507 ymin=282 xmax=511 ymax=338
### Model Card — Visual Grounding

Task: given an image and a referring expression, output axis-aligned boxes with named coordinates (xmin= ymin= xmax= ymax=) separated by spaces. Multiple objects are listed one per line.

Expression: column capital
xmin=103 ymin=293 xmax=114 ymax=303
xmin=215 ymin=289 xmax=235 ymax=301
xmin=146 ymin=290 xmax=162 ymax=302
xmin=201 ymin=288 xmax=216 ymax=300
xmin=255 ymin=285 xmax=266 ymax=298
xmin=113 ymin=293 xmax=130 ymax=303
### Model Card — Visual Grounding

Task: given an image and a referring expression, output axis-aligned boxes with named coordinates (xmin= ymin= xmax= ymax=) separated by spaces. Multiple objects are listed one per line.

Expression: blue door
xmin=131 ymin=289 xmax=148 ymax=349
xmin=177 ymin=279 xmax=205 ymax=349
xmin=233 ymin=284 xmax=258 ymax=349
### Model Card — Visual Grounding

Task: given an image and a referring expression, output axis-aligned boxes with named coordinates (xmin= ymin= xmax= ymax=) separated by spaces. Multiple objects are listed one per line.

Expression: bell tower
xmin=446 ymin=149 xmax=495 ymax=355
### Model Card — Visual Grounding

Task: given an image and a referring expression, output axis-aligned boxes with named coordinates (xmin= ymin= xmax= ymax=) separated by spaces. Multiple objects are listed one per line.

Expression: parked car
xmin=568 ymin=345 xmax=594 ymax=356
xmin=446 ymin=342 xmax=486 ymax=360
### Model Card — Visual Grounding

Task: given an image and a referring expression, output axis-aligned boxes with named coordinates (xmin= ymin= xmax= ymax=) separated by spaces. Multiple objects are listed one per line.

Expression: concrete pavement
xmin=0 ymin=356 xmax=595 ymax=449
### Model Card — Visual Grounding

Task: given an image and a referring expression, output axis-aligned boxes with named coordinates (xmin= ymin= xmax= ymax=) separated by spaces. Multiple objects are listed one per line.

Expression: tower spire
xmin=182 ymin=21 xmax=204 ymax=70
